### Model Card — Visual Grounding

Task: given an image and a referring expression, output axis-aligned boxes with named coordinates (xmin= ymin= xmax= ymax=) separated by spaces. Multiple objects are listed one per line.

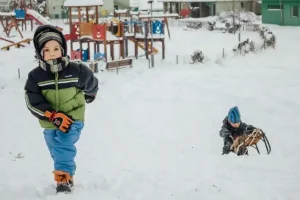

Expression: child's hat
xmin=33 ymin=25 xmax=67 ymax=60
xmin=228 ymin=106 xmax=241 ymax=123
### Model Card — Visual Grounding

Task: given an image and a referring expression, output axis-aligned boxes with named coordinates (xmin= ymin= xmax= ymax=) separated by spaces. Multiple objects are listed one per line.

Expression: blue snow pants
xmin=43 ymin=121 xmax=84 ymax=176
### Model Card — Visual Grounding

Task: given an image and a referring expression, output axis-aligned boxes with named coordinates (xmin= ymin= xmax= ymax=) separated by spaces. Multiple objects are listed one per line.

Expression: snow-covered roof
xmin=115 ymin=9 xmax=128 ymax=14
xmin=64 ymin=0 xmax=103 ymax=7
xmin=0 ymin=12 xmax=15 ymax=16
xmin=139 ymin=13 xmax=179 ymax=18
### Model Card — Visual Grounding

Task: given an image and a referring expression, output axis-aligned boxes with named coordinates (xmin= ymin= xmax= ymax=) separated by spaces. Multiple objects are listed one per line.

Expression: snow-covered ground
xmin=0 ymin=19 xmax=299 ymax=199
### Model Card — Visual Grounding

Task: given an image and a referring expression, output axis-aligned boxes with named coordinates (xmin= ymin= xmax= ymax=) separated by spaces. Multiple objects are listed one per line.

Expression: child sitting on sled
xmin=219 ymin=106 xmax=257 ymax=155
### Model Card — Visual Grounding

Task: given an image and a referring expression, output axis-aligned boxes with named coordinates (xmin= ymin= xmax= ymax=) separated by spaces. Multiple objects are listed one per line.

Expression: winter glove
xmin=84 ymin=94 xmax=96 ymax=104
xmin=222 ymin=144 xmax=231 ymax=155
xmin=45 ymin=110 xmax=74 ymax=133
xmin=244 ymin=125 xmax=256 ymax=135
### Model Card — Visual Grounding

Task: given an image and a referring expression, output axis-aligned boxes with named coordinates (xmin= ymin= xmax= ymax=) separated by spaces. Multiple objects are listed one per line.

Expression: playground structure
xmin=64 ymin=3 xmax=178 ymax=71
xmin=0 ymin=2 xmax=61 ymax=51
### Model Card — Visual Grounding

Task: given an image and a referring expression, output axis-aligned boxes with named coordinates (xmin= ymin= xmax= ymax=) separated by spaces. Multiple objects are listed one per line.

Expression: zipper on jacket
xmin=55 ymin=72 xmax=59 ymax=111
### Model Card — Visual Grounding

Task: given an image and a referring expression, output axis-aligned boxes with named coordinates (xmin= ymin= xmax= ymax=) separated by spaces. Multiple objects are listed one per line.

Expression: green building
xmin=262 ymin=0 xmax=300 ymax=25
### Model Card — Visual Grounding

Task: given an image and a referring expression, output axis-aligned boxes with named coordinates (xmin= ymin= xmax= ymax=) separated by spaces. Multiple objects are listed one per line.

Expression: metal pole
xmin=150 ymin=2 xmax=154 ymax=68
xmin=239 ymin=0 xmax=241 ymax=42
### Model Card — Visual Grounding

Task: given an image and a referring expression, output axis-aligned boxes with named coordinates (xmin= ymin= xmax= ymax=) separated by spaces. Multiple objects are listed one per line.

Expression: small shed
xmin=262 ymin=0 xmax=300 ymax=26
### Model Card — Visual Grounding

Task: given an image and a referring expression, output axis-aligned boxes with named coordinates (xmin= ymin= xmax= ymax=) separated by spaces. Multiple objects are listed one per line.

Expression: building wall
xmin=46 ymin=0 xmax=114 ymax=19
xmin=163 ymin=1 xmax=258 ymax=17
xmin=254 ymin=2 xmax=262 ymax=15
xmin=102 ymin=0 xmax=114 ymax=14
xmin=47 ymin=0 xmax=65 ymax=18
xmin=0 ymin=0 xmax=8 ymax=6
xmin=283 ymin=2 xmax=300 ymax=25
xmin=216 ymin=1 xmax=253 ymax=14
xmin=262 ymin=1 xmax=300 ymax=26
xmin=114 ymin=0 xmax=130 ymax=10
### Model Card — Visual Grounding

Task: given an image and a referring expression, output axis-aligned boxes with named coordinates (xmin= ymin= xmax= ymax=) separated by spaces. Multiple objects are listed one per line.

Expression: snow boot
xmin=53 ymin=170 xmax=72 ymax=193
xmin=69 ymin=176 xmax=74 ymax=187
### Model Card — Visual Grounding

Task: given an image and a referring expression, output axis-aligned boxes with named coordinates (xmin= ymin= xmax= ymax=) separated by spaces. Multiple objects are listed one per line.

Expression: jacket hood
xmin=33 ymin=25 xmax=67 ymax=60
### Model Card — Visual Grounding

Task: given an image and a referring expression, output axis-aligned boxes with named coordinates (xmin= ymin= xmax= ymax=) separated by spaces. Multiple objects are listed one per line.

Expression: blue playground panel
xmin=152 ymin=21 xmax=163 ymax=34
xmin=82 ymin=49 xmax=89 ymax=62
xmin=14 ymin=9 xmax=26 ymax=19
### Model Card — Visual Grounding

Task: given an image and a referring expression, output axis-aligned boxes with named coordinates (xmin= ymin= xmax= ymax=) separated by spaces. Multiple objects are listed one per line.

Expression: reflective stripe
xmin=24 ymin=93 xmax=45 ymax=117
xmin=38 ymin=79 xmax=78 ymax=87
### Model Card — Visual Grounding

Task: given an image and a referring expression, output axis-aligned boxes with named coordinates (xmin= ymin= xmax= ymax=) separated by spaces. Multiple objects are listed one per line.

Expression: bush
xmin=259 ymin=26 xmax=276 ymax=49
xmin=191 ymin=50 xmax=204 ymax=63
xmin=233 ymin=38 xmax=256 ymax=55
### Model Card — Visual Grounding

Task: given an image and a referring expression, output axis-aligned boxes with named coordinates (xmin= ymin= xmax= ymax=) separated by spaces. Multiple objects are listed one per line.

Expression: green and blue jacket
xmin=24 ymin=62 xmax=98 ymax=129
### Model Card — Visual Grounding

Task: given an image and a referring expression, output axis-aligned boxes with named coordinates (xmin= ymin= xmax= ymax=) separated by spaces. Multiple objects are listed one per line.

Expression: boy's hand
xmin=45 ymin=110 xmax=74 ymax=133
xmin=84 ymin=94 xmax=96 ymax=104
xmin=222 ymin=145 xmax=231 ymax=154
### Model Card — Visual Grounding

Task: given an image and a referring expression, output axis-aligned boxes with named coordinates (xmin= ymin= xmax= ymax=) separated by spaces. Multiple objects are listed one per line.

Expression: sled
xmin=231 ymin=129 xmax=271 ymax=155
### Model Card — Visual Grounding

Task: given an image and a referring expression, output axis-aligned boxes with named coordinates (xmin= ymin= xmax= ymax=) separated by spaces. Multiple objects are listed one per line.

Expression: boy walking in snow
xmin=219 ymin=106 xmax=256 ymax=155
xmin=24 ymin=25 xmax=98 ymax=193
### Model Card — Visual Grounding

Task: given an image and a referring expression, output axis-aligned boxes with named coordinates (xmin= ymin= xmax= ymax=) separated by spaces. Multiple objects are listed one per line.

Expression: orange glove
xmin=45 ymin=110 xmax=74 ymax=133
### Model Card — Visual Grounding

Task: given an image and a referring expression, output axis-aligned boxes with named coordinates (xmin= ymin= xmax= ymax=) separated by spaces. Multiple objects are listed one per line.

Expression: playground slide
xmin=26 ymin=9 xmax=51 ymax=25
xmin=128 ymin=38 xmax=158 ymax=54
xmin=26 ymin=9 xmax=63 ymax=30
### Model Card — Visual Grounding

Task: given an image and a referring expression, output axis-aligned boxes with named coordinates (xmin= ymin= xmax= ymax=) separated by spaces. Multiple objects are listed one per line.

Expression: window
xmin=241 ymin=2 xmax=244 ymax=9
xmin=292 ymin=5 xmax=298 ymax=17
xmin=268 ymin=5 xmax=282 ymax=10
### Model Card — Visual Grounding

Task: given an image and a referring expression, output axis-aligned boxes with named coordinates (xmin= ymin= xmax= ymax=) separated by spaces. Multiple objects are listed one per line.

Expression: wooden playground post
xmin=164 ymin=17 xmax=171 ymax=39
xmin=95 ymin=6 xmax=99 ymax=24
xmin=110 ymin=42 xmax=114 ymax=60
xmin=119 ymin=22 xmax=125 ymax=59
xmin=86 ymin=7 xmax=89 ymax=22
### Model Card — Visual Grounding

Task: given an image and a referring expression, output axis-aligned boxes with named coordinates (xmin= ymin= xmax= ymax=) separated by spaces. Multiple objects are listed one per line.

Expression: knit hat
xmin=228 ymin=106 xmax=241 ymax=123
xmin=33 ymin=25 xmax=67 ymax=60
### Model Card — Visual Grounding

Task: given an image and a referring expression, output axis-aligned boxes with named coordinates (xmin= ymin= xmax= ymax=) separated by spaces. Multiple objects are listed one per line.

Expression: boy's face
xmin=43 ymin=40 xmax=62 ymax=61
xmin=229 ymin=121 xmax=241 ymax=128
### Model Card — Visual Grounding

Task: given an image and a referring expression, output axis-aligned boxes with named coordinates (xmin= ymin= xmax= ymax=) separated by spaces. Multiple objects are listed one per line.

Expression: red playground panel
xmin=71 ymin=50 xmax=82 ymax=60
xmin=92 ymin=24 xmax=106 ymax=40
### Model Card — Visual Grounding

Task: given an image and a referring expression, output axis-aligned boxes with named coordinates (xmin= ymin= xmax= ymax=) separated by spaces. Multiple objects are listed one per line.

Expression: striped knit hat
xmin=33 ymin=25 xmax=67 ymax=60
xmin=37 ymin=31 xmax=64 ymax=57
xmin=228 ymin=106 xmax=241 ymax=124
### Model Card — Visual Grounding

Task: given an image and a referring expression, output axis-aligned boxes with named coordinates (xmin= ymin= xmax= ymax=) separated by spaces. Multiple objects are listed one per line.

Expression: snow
xmin=0 ymin=12 xmax=15 ymax=16
xmin=139 ymin=13 xmax=179 ymax=18
xmin=0 ymin=18 xmax=300 ymax=200
xmin=64 ymin=0 xmax=103 ymax=7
